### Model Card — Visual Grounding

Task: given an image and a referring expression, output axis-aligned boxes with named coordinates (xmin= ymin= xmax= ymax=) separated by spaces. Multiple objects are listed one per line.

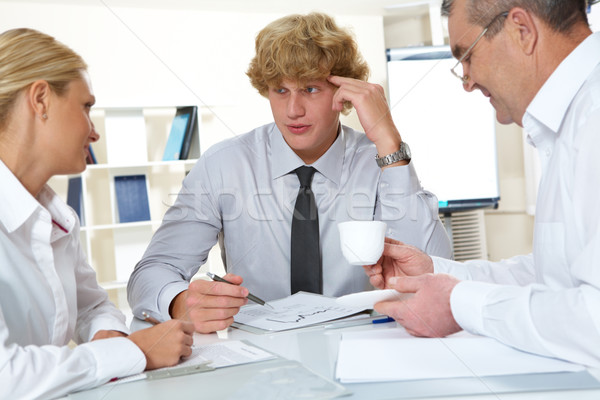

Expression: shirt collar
xmin=38 ymin=184 xmax=76 ymax=237
xmin=0 ymin=159 xmax=75 ymax=236
xmin=0 ymin=160 xmax=41 ymax=233
xmin=269 ymin=123 xmax=345 ymax=186
xmin=524 ymin=32 xmax=600 ymax=140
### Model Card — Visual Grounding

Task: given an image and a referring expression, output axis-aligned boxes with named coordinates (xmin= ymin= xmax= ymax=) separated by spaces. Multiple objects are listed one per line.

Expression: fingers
xmin=369 ymin=273 xmax=386 ymax=290
xmin=373 ymin=300 xmax=400 ymax=320
xmin=222 ymin=273 xmax=244 ymax=285
xmin=382 ymin=242 xmax=416 ymax=259
xmin=387 ymin=275 xmax=427 ymax=293
xmin=189 ymin=312 xmax=236 ymax=334
xmin=328 ymin=76 xmax=384 ymax=111
xmin=363 ymin=261 xmax=386 ymax=289
xmin=384 ymin=237 xmax=404 ymax=245
xmin=159 ymin=319 xmax=194 ymax=355
xmin=182 ymin=322 xmax=194 ymax=357
xmin=372 ymin=277 xmax=423 ymax=319
xmin=183 ymin=278 xmax=248 ymax=333
xmin=187 ymin=280 xmax=247 ymax=309
xmin=181 ymin=320 xmax=195 ymax=335
xmin=362 ymin=263 xmax=382 ymax=277
xmin=129 ymin=319 xmax=195 ymax=370
xmin=374 ymin=274 xmax=462 ymax=338
xmin=327 ymin=75 xmax=384 ymax=94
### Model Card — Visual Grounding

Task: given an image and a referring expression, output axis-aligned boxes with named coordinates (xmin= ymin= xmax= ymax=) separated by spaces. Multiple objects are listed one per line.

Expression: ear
xmin=505 ymin=7 xmax=538 ymax=56
xmin=27 ymin=80 xmax=52 ymax=120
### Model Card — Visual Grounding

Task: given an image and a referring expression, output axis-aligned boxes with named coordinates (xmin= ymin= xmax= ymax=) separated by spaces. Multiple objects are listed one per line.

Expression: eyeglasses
xmin=450 ymin=11 xmax=509 ymax=84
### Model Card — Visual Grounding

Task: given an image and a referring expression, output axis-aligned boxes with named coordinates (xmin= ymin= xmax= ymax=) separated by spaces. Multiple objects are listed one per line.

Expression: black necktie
xmin=290 ymin=166 xmax=322 ymax=294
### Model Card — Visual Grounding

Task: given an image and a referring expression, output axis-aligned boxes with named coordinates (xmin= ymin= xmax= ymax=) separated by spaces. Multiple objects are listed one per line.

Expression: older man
xmin=366 ymin=0 xmax=600 ymax=367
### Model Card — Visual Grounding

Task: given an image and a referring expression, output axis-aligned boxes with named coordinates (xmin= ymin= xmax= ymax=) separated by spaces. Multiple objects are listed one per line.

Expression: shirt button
xmin=545 ymin=148 xmax=552 ymax=157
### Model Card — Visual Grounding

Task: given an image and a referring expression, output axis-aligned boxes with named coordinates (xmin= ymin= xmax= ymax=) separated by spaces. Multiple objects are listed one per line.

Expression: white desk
xmin=69 ymin=321 xmax=600 ymax=400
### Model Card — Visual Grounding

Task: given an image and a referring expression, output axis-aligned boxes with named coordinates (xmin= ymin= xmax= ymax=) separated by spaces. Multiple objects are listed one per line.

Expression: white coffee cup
xmin=337 ymin=221 xmax=387 ymax=265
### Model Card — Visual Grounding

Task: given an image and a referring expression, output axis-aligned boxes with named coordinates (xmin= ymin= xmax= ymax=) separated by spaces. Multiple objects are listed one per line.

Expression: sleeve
xmin=127 ymin=155 xmax=222 ymax=321
xmin=436 ymin=253 xmax=600 ymax=367
xmin=0 ymin=307 xmax=145 ymax=400
xmin=437 ymin=105 xmax=600 ymax=367
xmin=433 ymin=253 xmax=536 ymax=285
xmin=450 ymin=278 xmax=600 ymax=367
xmin=73 ymin=235 xmax=130 ymax=342
xmin=376 ymin=162 xmax=452 ymax=258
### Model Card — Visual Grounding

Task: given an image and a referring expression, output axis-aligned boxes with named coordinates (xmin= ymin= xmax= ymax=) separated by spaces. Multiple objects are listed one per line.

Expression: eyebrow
xmin=451 ymin=44 xmax=465 ymax=60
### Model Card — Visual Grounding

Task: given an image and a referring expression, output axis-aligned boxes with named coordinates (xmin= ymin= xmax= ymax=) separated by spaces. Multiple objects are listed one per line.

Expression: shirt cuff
xmin=81 ymin=336 xmax=146 ymax=383
xmin=158 ymin=281 xmax=190 ymax=321
xmin=432 ymin=256 xmax=472 ymax=280
xmin=450 ymin=280 xmax=499 ymax=335
xmin=87 ymin=316 xmax=130 ymax=340
xmin=379 ymin=161 xmax=421 ymax=196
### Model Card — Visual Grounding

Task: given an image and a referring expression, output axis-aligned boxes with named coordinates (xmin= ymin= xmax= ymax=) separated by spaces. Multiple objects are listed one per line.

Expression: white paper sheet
xmin=233 ymin=292 xmax=366 ymax=332
xmin=336 ymin=329 xmax=585 ymax=383
xmin=176 ymin=340 xmax=275 ymax=369
xmin=108 ymin=340 xmax=275 ymax=385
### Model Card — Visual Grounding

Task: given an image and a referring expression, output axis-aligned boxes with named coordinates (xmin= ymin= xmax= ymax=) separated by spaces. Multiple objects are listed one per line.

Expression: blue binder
xmin=162 ymin=106 xmax=198 ymax=160
xmin=114 ymin=175 xmax=151 ymax=223
xmin=66 ymin=176 xmax=84 ymax=225
xmin=163 ymin=113 xmax=190 ymax=160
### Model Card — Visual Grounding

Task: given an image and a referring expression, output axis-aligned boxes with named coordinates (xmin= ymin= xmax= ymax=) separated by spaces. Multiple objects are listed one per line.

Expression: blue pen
xmin=372 ymin=316 xmax=395 ymax=324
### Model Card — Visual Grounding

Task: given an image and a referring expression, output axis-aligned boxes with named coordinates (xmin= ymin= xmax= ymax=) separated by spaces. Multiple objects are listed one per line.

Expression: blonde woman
xmin=0 ymin=28 xmax=193 ymax=399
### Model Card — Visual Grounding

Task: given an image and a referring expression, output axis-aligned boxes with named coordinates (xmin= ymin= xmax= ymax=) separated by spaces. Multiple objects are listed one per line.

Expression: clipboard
xmin=146 ymin=362 xmax=214 ymax=380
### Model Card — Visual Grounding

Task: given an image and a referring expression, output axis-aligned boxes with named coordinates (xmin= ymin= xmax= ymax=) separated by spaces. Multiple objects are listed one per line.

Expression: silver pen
xmin=206 ymin=272 xmax=275 ymax=310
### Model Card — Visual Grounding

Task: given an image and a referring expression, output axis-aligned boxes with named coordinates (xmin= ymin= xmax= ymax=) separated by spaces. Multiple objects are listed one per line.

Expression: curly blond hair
xmin=247 ymin=13 xmax=370 ymax=114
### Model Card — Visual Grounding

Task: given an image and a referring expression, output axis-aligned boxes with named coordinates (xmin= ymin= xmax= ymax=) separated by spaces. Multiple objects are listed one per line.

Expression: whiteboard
xmin=387 ymin=46 xmax=499 ymax=212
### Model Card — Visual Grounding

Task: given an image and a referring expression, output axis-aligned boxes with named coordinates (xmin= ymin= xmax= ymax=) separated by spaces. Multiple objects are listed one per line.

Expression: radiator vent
xmin=439 ymin=210 xmax=488 ymax=261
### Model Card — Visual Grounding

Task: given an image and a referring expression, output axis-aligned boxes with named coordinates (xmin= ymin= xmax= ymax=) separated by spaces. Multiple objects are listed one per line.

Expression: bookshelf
xmin=48 ymin=106 xmax=200 ymax=290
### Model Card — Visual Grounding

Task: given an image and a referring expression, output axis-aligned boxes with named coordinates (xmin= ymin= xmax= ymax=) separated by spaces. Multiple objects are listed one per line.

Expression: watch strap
xmin=375 ymin=142 xmax=411 ymax=167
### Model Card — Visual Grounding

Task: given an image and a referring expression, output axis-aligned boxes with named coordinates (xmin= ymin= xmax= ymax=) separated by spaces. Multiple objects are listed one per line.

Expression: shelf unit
xmin=49 ymin=106 xmax=200 ymax=290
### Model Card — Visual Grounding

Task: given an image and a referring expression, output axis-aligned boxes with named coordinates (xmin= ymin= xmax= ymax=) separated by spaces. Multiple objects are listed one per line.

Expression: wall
xmin=0 ymin=1 xmax=385 ymax=147
xmin=1 ymin=0 xmax=539 ymax=266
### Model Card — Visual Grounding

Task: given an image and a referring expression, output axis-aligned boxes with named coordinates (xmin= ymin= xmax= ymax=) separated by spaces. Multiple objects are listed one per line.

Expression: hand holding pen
xmin=206 ymin=272 xmax=274 ymax=310
xmin=169 ymin=272 xmax=254 ymax=334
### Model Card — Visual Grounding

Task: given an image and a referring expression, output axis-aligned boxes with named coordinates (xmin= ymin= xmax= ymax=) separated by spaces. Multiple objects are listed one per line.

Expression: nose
xmin=90 ymin=122 xmax=100 ymax=143
xmin=287 ymin=92 xmax=305 ymax=118
xmin=462 ymin=75 xmax=477 ymax=92
xmin=461 ymin=63 xmax=477 ymax=92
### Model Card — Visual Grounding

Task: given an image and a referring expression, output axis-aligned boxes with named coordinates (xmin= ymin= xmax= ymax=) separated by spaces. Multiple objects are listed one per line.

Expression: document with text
xmin=109 ymin=340 xmax=276 ymax=384
xmin=233 ymin=292 xmax=367 ymax=332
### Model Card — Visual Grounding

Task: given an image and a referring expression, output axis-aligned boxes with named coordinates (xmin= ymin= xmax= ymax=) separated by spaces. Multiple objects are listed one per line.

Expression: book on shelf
xmin=162 ymin=105 xmax=198 ymax=161
xmin=86 ymin=144 xmax=97 ymax=164
xmin=66 ymin=176 xmax=85 ymax=226
xmin=178 ymin=106 xmax=198 ymax=160
xmin=114 ymin=174 xmax=151 ymax=223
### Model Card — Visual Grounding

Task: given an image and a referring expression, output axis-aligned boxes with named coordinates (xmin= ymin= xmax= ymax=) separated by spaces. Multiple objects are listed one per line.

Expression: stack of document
xmin=336 ymin=329 xmax=585 ymax=383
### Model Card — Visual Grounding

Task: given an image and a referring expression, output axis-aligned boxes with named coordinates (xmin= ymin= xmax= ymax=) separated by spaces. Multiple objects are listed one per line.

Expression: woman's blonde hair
xmin=247 ymin=13 xmax=370 ymax=115
xmin=0 ymin=28 xmax=87 ymax=130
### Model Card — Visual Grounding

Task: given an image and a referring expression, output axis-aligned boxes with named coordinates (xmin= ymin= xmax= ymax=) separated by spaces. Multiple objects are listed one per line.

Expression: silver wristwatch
xmin=375 ymin=142 xmax=411 ymax=167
